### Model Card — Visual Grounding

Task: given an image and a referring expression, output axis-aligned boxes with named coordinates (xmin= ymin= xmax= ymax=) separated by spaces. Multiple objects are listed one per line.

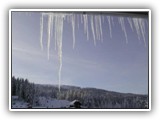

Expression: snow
xmin=38 ymin=96 xmax=70 ymax=108
xmin=70 ymin=100 xmax=80 ymax=106
xmin=12 ymin=100 xmax=29 ymax=108
xmin=12 ymin=96 xmax=29 ymax=108
xmin=12 ymin=96 xmax=71 ymax=108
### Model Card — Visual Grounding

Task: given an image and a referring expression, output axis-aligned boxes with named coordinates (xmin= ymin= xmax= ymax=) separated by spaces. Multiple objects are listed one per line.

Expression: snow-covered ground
xmin=12 ymin=101 xmax=29 ymax=108
xmin=37 ymin=96 xmax=70 ymax=108
xmin=12 ymin=96 xmax=29 ymax=108
xmin=12 ymin=96 xmax=71 ymax=108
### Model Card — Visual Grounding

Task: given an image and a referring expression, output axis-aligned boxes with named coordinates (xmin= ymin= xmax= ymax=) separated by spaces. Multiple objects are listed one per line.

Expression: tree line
xmin=11 ymin=76 xmax=148 ymax=108
xmin=11 ymin=76 xmax=35 ymax=105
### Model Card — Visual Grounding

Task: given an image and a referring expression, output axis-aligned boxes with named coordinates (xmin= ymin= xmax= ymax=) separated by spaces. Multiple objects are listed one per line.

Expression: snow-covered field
xmin=37 ymin=96 xmax=70 ymax=108
xmin=12 ymin=96 xmax=29 ymax=108
xmin=12 ymin=96 xmax=71 ymax=108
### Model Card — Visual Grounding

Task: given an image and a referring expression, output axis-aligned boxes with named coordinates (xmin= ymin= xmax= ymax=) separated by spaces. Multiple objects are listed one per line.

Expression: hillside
xmin=11 ymin=76 xmax=148 ymax=109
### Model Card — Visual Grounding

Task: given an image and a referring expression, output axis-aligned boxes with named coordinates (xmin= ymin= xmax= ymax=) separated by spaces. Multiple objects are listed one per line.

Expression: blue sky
xmin=12 ymin=12 xmax=149 ymax=94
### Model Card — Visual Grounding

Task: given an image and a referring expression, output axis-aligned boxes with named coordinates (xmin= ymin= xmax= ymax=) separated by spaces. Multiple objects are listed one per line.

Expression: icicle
xmin=47 ymin=14 xmax=52 ymax=60
xmin=41 ymin=13 xmax=65 ymax=92
xmin=54 ymin=14 xmax=64 ymax=92
xmin=71 ymin=14 xmax=76 ymax=49
xmin=80 ymin=14 xmax=83 ymax=24
xmin=90 ymin=15 xmax=96 ymax=46
xmin=139 ymin=18 xmax=146 ymax=46
xmin=54 ymin=16 xmax=58 ymax=51
xmin=98 ymin=15 xmax=103 ymax=42
xmin=40 ymin=12 xmax=148 ymax=93
xmin=83 ymin=14 xmax=89 ymax=41
xmin=77 ymin=15 xmax=79 ymax=29
xmin=40 ymin=14 xmax=44 ymax=50
xmin=111 ymin=16 xmax=115 ymax=26
xmin=83 ymin=14 xmax=87 ymax=34
xmin=50 ymin=15 xmax=54 ymax=38
xmin=102 ymin=15 xmax=105 ymax=23
xmin=133 ymin=18 xmax=141 ymax=42
xmin=86 ymin=15 xmax=89 ymax=41
xmin=118 ymin=17 xmax=128 ymax=44
xmin=95 ymin=15 xmax=101 ymax=41
xmin=107 ymin=16 xmax=112 ymax=38
xmin=127 ymin=17 xmax=134 ymax=31
xmin=94 ymin=16 xmax=99 ymax=40
xmin=57 ymin=16 xmax=63 ymax=92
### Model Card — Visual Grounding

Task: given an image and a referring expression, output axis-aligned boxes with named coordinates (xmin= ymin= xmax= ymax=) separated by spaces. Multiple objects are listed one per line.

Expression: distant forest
xmin=11 ymin=76 xmax=148 ymax=109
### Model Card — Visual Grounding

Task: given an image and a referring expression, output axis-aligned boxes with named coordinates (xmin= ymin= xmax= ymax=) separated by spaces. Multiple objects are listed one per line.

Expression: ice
xmin=77 ymin=14 xmax=80 ymax=29
xmin=107 ymin=16 xmax=112 ymax=38
xmin=90 ymin=15 xmax=96 ymax=46
xmin=98 ymin=15 xmax=103 ymax=42
xmin=111 ymin=16 xmax=115 ymax=26
xmin=40 ymin=14 xmax=44 ymax=50
xmin=96 ymin=15 xmax=101 ymax=41
xmin=133 ymin=18 xmax=141 ymax=42
xmin=47 ymin=14 xmax=52 ymax=60
xmin=83 ymin=14 xmax=89 ymax=41
xmin=118 ymin=17 xmax=128 ymax=44
xmin=138 ymin=18 xmax=146 ymax=46
xmin=39 ymin=12 xmax=148 ymax=92
xmin=41 ymin=13 xmax=65 ymax=92
xmin=55 ymin=15 xmax=64 ymax=92
xmin=127 ymin=17 xmax=134 ymax=31
xmin=94 ymin=15 xmax=103 ymax=42
xmin=71 ymin=14 xmax=76 ymax=49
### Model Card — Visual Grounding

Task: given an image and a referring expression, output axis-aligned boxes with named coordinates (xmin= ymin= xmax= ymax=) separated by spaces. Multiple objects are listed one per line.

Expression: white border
xmin=9 ymin=9 xmax=151 ymax=111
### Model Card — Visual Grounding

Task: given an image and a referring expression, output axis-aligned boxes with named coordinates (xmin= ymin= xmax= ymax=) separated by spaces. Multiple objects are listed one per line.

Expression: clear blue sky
xmin=12 ymin=12 xmax=149 ymax=94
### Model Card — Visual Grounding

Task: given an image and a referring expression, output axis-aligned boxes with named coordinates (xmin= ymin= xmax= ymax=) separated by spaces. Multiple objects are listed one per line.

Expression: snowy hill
xmin=37 ymin=96 xmax=70 ymax=108
xmin=11 ymin=76 xmax=148 ymax=109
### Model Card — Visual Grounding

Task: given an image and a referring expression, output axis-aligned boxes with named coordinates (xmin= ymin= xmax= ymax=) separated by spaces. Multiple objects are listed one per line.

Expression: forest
xmin=11 ymin=76 xmax=148 ymax=109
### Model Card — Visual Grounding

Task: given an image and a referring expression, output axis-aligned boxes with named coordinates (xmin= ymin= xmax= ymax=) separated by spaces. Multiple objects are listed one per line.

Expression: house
xmin=69 ymin=100 xmax=81 ymax=108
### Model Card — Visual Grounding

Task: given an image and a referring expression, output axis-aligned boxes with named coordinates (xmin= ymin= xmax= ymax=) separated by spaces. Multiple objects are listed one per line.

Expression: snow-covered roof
xmin=70 ymin=100 xmax=81 ymax=105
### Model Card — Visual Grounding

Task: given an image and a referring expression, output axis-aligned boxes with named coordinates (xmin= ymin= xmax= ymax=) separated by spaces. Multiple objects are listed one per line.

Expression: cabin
xmin=69 ymin=100 xmax=81 ymax=108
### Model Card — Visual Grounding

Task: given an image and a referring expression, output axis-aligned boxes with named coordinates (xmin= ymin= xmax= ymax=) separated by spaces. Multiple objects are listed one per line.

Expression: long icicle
xmin=98 ymin=15 xmax=103 ymax=42
xmin=40 ymin=12 xmax=148 ymax=93
xmin=139 ymin=18 xmax=146 ymax=46
xmin=95 ymin=15 xmax=100 ymax=41
xmin=57 ymin=16 xmax=63 ymax=92
xmin=133 ymin=18 xmax=141 ymax=43
xmin=54 ymin=14 xmax=64 ymax=92
xmin=40 ymin=14 xmax=44 ymax=50
xmin=72 ymin=14 xmax=76 ymax=49
xmin=91 ymin=15 xmax=96 ymax=46
xmin=127 ymin=17 xmax=134 ymax=31
xmin=47 ymin=14 xmax=52 ymax=60
xmin=107 ymin=16 xmax=112 ymax=39
xmin=118 ymin=17 xmax=128 ymax=44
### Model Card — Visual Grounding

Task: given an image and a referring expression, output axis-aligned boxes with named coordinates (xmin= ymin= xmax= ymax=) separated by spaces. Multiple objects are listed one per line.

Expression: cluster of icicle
xmin=40 ymin=12 xmax=148 ymax=92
